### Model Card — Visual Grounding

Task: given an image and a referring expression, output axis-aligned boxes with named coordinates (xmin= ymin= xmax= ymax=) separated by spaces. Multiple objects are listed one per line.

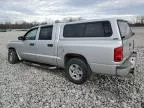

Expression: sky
xmin=0 ymin=0 xmax=144 ymax=23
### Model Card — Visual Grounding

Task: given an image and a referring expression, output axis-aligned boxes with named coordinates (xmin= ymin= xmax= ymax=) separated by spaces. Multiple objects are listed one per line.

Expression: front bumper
xmin=116 ymin=52 xmax=137 ymax=76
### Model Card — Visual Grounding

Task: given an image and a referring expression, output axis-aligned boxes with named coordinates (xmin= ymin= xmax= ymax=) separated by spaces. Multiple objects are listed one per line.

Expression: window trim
xmin=63 ymin=21 xmax=113 ymax=38
xmin=38 ymin=25 xmax=53 ymax=40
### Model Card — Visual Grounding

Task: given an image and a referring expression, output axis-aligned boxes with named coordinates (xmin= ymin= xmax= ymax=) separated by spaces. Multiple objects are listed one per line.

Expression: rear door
xmin=36 ymin=25 xmax=57 ymax=65
xmin=117 ymin=20 xmax=134 ymax=60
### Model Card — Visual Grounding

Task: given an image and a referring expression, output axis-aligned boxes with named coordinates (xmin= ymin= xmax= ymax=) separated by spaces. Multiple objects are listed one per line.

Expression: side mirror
xmin=18 ymin=36 xmax=25 ymax=41
xmin=121 ymin=36 xmax=125 ymax=39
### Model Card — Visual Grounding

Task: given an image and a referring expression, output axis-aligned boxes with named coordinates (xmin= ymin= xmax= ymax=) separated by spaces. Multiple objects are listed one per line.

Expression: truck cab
xmin=8 ymin=24 xmax=61 ymax=66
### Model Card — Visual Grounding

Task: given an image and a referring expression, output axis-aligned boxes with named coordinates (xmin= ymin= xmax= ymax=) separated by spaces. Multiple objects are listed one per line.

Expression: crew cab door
xmin=117 ymin=20 xmax=134 ymax=60
xmin=36 ymin=25 xmax=57 ymax=65
xmin=20 ymin=27 xmax=39 ymax=61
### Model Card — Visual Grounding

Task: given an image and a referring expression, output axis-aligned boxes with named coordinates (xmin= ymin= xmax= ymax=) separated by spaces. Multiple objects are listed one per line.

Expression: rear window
xmin=117 ymin=20 xmax=133 ymax=39
xmin=63 ymin=21 xmax=112 ymax=38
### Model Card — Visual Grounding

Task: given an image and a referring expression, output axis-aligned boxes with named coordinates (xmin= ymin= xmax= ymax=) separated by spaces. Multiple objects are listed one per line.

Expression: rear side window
xmin=39 ymin=26 xmax=53 ymax=40
xmin=63 ymin=23 xmax=85 ymax=37
xmin=117 ymin=20 xmax=132 ymax=39
xmin=63 ymin=21 xmax=112 ymax=37
xmin=85 ymin=22 xmax=104 ymax=37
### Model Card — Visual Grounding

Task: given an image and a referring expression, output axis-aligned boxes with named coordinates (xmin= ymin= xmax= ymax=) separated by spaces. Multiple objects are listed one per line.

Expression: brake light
xmin=114 ymin=46 xmax=123 ymax=62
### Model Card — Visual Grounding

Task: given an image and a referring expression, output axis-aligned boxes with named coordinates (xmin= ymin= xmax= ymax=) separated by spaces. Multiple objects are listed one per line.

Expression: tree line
xmin=0 ymin=16 xmax=144 ymax=29
xmin=0 ymin=22 xmax=44 ymax=29
xmin=131 ymin=16 xmax=144 ymax=27
xmin=0 ymin=17 xmax=83 ymax=29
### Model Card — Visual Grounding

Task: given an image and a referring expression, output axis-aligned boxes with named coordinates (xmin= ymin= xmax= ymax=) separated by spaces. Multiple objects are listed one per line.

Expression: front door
xmin=36 ymin=25 xmax=57 ymax=65
xmin=20 ymin=27 xmax=39 ymax=61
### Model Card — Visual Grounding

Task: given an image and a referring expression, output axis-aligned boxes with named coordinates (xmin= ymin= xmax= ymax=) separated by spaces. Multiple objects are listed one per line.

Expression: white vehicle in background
xmin=7 ymin=18 xmax=136 ymax=84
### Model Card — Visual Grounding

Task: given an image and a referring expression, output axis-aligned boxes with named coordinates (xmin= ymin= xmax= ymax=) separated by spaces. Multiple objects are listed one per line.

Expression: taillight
xmin=114 ymin=46 xmax=123 ymax=62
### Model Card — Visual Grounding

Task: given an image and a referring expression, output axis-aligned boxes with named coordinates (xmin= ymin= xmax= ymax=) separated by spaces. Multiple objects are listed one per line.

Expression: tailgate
xmin=117 ymin=20 xmax=134 ymax=60
xmin=123 ymin=36 xmax=134 ymax=60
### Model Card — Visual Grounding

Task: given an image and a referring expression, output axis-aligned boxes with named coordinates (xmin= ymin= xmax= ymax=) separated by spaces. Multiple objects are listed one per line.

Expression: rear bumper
xmin=116 ymin=52 xmax=137 ymax=76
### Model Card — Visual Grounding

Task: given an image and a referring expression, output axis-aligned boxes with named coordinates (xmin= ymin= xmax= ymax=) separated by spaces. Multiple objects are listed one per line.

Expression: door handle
xmin=29 ymin=43 xmax=35 ymax=46
xmin=47 ymin=44 xmax=53 ymax=47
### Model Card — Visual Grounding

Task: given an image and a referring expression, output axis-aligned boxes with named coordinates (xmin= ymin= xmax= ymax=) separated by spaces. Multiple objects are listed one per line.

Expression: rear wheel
xmin=8 ymin=49 xmax=19 ymax=64
xmin=65 ymin=58 xmax=90 ymax=84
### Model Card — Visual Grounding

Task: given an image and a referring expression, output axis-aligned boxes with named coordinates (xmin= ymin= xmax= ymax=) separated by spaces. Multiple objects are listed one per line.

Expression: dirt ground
xmin=0 ymin=28 xmax=144 ymax=108
xmin=132 ymin=27 xmax=144 ymax=48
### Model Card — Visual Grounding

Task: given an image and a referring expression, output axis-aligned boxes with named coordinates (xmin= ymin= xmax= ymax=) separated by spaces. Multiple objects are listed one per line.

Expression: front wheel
xmin=65 ymin=58 xmax=90 ymax=84
xmin=8 ymin=49 xmax=19 ymax=64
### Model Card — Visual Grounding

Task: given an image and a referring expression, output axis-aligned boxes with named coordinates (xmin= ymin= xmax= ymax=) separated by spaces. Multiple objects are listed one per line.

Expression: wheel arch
xmin=9 ymin=47 xmax=16 ymax=50
xmin=64 ymin=53 xmax=89 ymax=67
xmin=8 ymin=47 xmax=22 ymax=60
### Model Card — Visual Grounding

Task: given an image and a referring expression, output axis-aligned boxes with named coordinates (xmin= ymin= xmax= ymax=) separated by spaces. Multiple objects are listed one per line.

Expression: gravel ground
xmin=0 ymin=29 xmax=144 ymax=108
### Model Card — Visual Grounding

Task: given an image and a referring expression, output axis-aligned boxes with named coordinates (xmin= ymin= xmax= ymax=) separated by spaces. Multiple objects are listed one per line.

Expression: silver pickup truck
xmin=7 ymin=18 xmax=136 ymax=84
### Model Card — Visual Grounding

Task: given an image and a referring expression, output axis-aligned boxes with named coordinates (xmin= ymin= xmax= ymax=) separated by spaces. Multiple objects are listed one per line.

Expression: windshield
xmin=117 ymin=20 xmax=133 ymax=39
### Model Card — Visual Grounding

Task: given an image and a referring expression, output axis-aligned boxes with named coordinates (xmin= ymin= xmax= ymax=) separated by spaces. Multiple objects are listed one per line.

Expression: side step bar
xmin=23 ymin=61 xmax=57 ymax=70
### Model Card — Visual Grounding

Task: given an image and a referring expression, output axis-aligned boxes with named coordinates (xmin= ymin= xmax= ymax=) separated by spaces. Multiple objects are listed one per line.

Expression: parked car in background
xmin=7 ymin=18 xmax=136 ymax=84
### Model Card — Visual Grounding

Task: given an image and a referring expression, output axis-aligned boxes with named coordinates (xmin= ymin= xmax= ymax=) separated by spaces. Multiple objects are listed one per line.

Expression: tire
xmin=65 ymin=58 xmax=91 ymax=84
xmin=8 ymin=49 xmax=19 ymax=64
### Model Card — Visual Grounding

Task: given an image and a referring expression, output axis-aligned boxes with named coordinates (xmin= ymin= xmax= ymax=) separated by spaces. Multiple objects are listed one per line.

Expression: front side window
xmin=63 ymin=21 xmax=112 ymax=38
xmin=39 ymin=26 xmax=53 ymax=40
xmin=118 ymin=20 xmax=133 ymax=39
xmin=25 ymin=28 xmax=38 ymax=40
